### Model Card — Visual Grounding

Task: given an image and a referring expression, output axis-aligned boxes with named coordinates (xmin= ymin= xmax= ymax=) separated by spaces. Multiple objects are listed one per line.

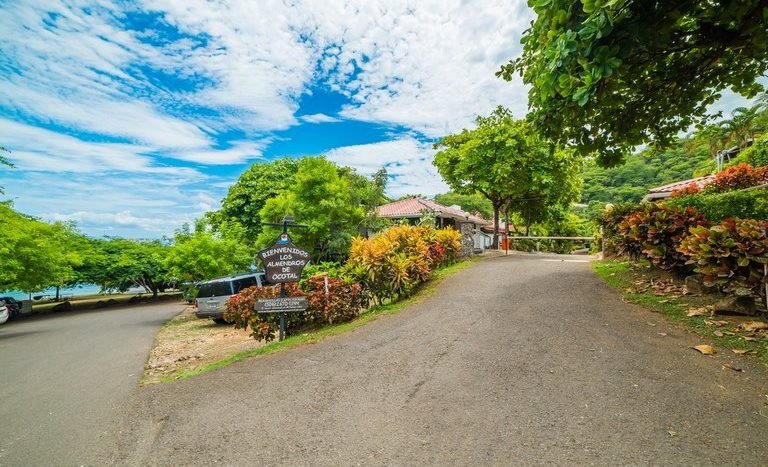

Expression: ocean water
xmin=3 ymin=284 xmax=145 ymax=301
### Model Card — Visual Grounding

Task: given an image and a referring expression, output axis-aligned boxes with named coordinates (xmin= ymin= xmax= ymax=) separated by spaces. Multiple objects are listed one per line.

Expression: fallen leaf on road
xmin=693 ymin=344 xmax=715 ymax=355
xmin=668 ymin=430 xmax=677 ymax=437
xmin=723 ymin=363 xmax=743 ymax=372
xmin=687 ymin=307 xmax=710 ymax=317
xmin=732 ymin=349 xmax=751 ymax=355
xmin=704 ymin=319 xmax=729 ymax=327
xmin=743 ymin=336 xmax=757 ymax=342
xmin=714 ymin=330 xmax=724 ymax=337
xmin=657 ymin=332 xmax=668 ymax=337
xmin=646 ymin=322 xmax=657 ymax=327
xmin=740 ymin=321 xmax=768 ymax=332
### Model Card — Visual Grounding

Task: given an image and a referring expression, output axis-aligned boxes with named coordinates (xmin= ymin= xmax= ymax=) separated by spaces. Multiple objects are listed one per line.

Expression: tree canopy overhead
xmin=499 ymin=0 xmax=768 ymax=166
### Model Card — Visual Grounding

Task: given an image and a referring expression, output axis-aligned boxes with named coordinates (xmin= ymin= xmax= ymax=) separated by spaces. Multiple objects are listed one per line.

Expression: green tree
xmin=217 ymin=158 xmax=299 ymax=239
xmin=500 ymin=0 xmax=768 ymax=166
xmin=434 ymin=107 xmax=582 ymax=246
xmin=257 ymin=157 xmax=365 ymax=260
xmin=0 ymin=204 xmax=83 ymax=293
xmin=719 ymin=105 xmax=765 ymax=150
xmin=89 ymin=239 xmax=171 ymax=297
xmin=434 ymin=192 xmax=493 ymax=219
xmin=165 ymin=222 xmax=253 ymax=283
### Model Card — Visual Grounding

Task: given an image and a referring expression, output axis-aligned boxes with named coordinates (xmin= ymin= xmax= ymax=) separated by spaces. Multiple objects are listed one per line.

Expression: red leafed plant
xmin=303 ymin=274 xmax=366 ymax=325
xmin=707 ymin=163 xmax=768 ymax=193
xmin=616 ymin=204 xmax=709 ymax=272
xmin=678 ymin=219 xmax=768 ymax=298
xmin=224 ymin=283 xmax=303 ymax=342
xmin=670 ymin=182 xmax=701 ymax=198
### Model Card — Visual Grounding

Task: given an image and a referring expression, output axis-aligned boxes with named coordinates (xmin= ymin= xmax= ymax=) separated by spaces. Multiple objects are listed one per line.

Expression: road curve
xmin=108 ymin=255 xmax=768 ymax=466
xmin=0 ymin=301 xmax=184 ymax=466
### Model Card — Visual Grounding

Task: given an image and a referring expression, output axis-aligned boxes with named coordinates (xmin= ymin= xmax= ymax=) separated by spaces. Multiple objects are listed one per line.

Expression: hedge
xmin=664 ymin=188 xmax=768 ymax=222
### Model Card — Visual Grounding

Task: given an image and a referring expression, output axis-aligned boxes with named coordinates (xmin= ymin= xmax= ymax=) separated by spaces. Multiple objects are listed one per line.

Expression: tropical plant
xmin=705 ymin=163 xmax=768 ymax=193
xmin=664 ymin=188 xmax=768 ymax=223
xmin=345 ymin=225 xmax=461 ymax=304
xmin=678 ymin=219 xmax=768 ymax=298
xmin=616 ymin=205 xmax=708 ymax=271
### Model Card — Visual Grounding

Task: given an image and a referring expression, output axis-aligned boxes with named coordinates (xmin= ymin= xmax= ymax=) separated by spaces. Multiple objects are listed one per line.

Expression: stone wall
xmin=460 ymin=222 xmax=474 ymax=259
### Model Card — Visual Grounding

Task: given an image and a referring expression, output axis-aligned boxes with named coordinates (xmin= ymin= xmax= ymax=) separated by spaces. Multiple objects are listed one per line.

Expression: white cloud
xmin=299 ymin=113 xmax=341 ymax=124
xmin=325 ymin=137 xmax=449 ymax=198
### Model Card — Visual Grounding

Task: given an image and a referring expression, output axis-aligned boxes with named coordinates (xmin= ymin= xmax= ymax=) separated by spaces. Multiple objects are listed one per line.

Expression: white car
xmin=0 ymin=303 xmax=9 ymax=325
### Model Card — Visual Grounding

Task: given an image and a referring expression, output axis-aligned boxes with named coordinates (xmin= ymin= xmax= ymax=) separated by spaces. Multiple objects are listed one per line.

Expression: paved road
xmin=109 ymin=255 xmax=768 ymax=466
xmin=0 ymin=301 xmax=184 ymax=466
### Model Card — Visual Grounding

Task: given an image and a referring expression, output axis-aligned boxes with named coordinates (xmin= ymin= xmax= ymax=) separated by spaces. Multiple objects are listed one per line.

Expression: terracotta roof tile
xmin=647 ymin=175 xmax=715 ymax=194
xmin=376 ymin=196 xmax=487 ymax=224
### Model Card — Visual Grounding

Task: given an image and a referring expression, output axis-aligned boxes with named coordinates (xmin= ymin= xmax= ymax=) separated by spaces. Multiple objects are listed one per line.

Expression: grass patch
xmin=593 ymin=259 xmax=768 ymax=365
xmin=149 ymin=257 xmax=482 ymax=384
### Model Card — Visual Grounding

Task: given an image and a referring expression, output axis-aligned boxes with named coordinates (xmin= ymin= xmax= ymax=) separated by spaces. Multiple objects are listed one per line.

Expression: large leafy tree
xmin=257 ymin=157 xmax=365 ymax=260
xmin=217 ymin=158 xmax=299 ymax=239
xmin=500 ymin=0 xmax=768 ymax=166
xmin=0 ymin=203 xmax=84 ymax=293
xmin=434 ymin=107 xmax=582 ymax=245
xmin=165 ymin=221 xmax=253 ymax=283
xmin=84 ymin=238 xmax=171 ymax=297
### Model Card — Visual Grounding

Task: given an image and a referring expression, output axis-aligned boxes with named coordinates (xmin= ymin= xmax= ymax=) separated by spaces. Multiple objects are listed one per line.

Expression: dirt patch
xmin=142 ymin=306 xmax=265 ymax=385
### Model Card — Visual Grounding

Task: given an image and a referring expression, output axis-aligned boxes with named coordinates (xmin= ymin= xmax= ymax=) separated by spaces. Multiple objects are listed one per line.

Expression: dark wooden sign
xmin=257 ymin=233 xmax=311 ymax=283
xmin=255 ymin=297 xmax=308 ymax=314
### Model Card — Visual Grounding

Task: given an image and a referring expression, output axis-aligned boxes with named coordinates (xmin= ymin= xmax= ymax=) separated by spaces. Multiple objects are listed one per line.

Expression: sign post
xmin=256 ymin=217 xmax=311 ymax=341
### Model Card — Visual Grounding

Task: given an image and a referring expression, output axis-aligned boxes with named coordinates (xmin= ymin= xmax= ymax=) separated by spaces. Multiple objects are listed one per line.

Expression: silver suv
xmin=195 ymin=272 xmax=269 ymax=323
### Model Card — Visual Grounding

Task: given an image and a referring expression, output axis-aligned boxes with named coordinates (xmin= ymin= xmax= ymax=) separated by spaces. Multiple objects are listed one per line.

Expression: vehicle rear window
xmin=232 ymin=276 xmax=258 ymax=293
xmin=197 ymin=281 xmax=232 ymax=298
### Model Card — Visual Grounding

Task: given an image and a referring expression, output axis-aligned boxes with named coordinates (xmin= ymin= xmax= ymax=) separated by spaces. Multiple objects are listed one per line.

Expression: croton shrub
xmin=223 ymin=276 xmax=367 ymax=342
xmin=615 ymin=204 xmax=708 ymax=272
xmin=345 ymin=225 xmax=462 ymax=304
xmin=678 ymin=219 xmax=768 ymax=298
xmin=593 ymin=203 xmax=640 ymax=256
xmin=224 ymin=224 xmax=463 ymax=341
xmin=705 ymin=163 xmax=768 ymax=193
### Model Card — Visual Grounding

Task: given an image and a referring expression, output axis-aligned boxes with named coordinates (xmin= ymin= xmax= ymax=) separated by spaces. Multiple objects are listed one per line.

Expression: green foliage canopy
xmin=83 ymin=238 xmax=171 ymax=297
xmin=433 ymin=107 xmax=583 ymax=242
xmin=0 ymin=204 xmax=84 ymax=293
xmin=501 ymin=0 xmax=768 ymax=166
xmin=165 ymin=222 xmax=253 ymax=283
xmin=218 ymin=159 xmax=299 ymax=239
xmin=257 ymin=157 xmax=366 ymax=260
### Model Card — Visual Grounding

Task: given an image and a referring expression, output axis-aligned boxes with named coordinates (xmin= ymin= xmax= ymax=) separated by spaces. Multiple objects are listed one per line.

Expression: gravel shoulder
xmin=142 ymin=306 xmax=266 ymax=385
xmin=111 ymin=254 xmax=768 ymax=466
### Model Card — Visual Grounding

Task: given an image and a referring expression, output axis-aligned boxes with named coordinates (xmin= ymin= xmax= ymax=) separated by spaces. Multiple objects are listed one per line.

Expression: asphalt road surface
xmin=106 ymin=255 xmax=768 ymax=466
xmin=0 ymin=301 xmax=184 ymax=466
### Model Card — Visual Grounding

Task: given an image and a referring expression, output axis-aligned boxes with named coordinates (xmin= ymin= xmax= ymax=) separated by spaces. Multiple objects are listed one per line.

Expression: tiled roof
xmin=647 ymin=175 xmax=715 ymax=194
xmin=376 ymin=196 xmax=487 ymax=224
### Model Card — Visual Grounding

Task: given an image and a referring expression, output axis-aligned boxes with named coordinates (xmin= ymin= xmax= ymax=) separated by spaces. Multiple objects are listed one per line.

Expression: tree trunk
xmin=55 ymin=286 xmax=60 ymax=302
xmin=491 ymin=202 xmax=501 ymax=249
xmin=504 ymin=207 xmax=510 ymax=252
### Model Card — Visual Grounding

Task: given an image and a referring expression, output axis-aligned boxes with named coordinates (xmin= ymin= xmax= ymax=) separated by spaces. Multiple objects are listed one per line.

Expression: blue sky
xmin=0 ymin=1 xmax=757 ymax=239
